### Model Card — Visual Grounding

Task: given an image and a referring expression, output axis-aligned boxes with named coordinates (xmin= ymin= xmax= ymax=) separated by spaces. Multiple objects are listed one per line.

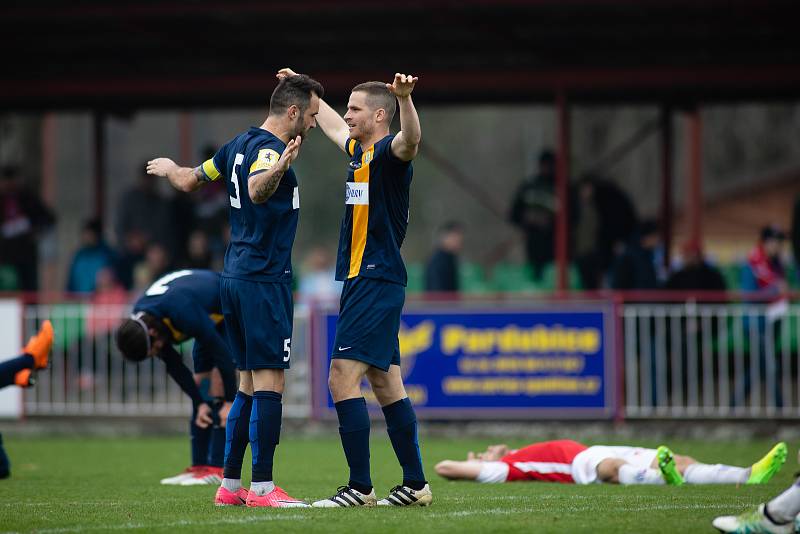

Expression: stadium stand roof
xmin=3 ymin=0 xmax=800 ymax=109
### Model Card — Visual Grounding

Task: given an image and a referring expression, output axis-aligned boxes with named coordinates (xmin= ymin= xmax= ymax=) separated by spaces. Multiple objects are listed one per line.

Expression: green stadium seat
xmin=721 ymin=264 xmax=744 ymax=291
xmin=490 ymin=263 xmax=542 ymax=292
xmin=0 ymin=265 xmax=19 ymax=291
xmin=459 ymin=262 xmax=490 ymax=294
xmin=541 ymin=262 xmax=583 ymax=290
xmin=406 ymin=263 xmax=424 ymax=294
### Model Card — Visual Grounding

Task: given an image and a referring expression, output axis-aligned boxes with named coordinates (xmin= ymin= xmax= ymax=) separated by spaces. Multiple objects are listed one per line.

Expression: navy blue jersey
xmin=201 ymin=127 xmax=299 ymax=283
xmin=133 ymin=269 xmax=236 ymax=401
xmin=335 ymin=134 xmax=412 ymax=285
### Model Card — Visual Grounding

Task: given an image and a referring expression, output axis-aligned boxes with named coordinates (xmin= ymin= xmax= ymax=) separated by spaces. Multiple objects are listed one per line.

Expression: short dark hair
xmin=352 ymin=81 xmax=397 ymax=123
xmin=269 ymin=74 xmax=324 ymax=116
xmin=116 ymin=313 xmax=166 ymax=362
xmin=439 ymin=220 xmax=464 ymax=235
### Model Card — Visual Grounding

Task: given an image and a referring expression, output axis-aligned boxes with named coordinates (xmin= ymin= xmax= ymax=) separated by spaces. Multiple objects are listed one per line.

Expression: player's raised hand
xmin=276 ymin=67 xmax=298 ymax=80
xmin=277 ymin=135 xmax=302 ymax=171
xmin=146 ymin=158 xmax=177 ymax=177
xmin=386 ymin=73 xmax=418 ymax=98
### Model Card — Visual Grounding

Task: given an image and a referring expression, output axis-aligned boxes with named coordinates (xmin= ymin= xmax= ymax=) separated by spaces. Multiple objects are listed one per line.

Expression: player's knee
xmin=328 ymin=360 xmax=361 ymax=393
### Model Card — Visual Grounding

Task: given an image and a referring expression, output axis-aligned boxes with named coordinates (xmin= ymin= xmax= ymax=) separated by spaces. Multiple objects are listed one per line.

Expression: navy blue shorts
xmin=332 ymin=277 xmax=404 ymax=372
xmin=191 ymin=322 xmax=227 ymax=374
xmin=220 ymin=276 xmax=293 ymax=370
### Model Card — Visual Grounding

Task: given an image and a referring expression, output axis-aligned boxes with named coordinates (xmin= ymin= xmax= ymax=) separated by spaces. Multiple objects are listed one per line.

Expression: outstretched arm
xmin=277 ymin=68 xmax=350 ymax=153
xmin=388 ymin=73 xmax=421 ymax=162
xmin=434 ymin=460 xmax=482 ymax=481
xmin=147 ymin=159 xmax=206 ymax=192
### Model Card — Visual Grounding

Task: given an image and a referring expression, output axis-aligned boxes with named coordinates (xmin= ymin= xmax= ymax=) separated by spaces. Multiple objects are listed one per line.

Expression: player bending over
xmin=277 ymin=68 xmax=430 ymax=508
xmin=713 ymin=450 xmax=800 ymax=533
xmin=435 ymin=439 xmax=787 ymax=486
xmin=116 ymin=269 xmax=237 ymax=486
xmin=148 ymin=74 xmax=323 ymax=508
xmin=0 ymin=321 xmax=53 ymax=479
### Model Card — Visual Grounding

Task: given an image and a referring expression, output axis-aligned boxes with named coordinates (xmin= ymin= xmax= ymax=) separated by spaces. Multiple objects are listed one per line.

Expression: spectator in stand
xmin=425 ymin=221 xmax=464 ymax=293
xmin=133 ymin=243 xmax=173 ymax=292
xmin=114 ymin=230 xmax=147 ymax=290
xmin=298 ymin=246 xmax=342 ymax=302
xmin=167 ymin=189 xmax=197 ymax=267
xmin=183 ymin=230 xmax=213 ymax=270
xmin=66 ymin=218 xmax=116 ymax=294
xmin=509 ymin=150 xmax=556 ymax=280
xmin=664 ymin=242 xmax=726 ymax=293
xmin=744 ymin=225 xmax=788 ymax=295
xmin=573 ymin=175 xmax=638 ymax=290
xmin=609 ymin=220 xmax=661 ymax=290
xmin=0 ymin=165 xmax=55 ymax=291
xmin=115 ymin=164 xmax=171 ymax=250
xmin=194 ymin=145 xmax=230 ymax=260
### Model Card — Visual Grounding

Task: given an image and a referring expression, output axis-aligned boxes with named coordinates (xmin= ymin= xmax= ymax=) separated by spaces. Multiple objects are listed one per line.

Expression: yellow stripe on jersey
xmin=201 ymin=159 xmax=221 ymax=181
xmin=209 ymin=313 xmax=224 ymax=325
xmin=346 ymin=139 xmax=357 ymax=157
xmin=348 ymin=145 xmax=374 ymax=278
xmin=162 ymin=318 xmax=187 ymax=343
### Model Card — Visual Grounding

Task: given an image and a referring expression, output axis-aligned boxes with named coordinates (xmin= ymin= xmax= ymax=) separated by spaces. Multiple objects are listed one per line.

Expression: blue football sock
xmin=249 ymin=390 xmax=282 ymax=483
xmin=0 ymin=355 xmax=34 ymax=388
xmin=335 ymin=397 xmax=372 ymax=493
xmin=0 ymin=433 xmax=9 ymax=479
xmin=223 ymin=391 xmax=252 ymax=480
xmin=189 ymin=407 xmax=211 ymax=466
xmin=208 ymin=426 xmax=226 ymax=468
xmin=382 ymin=397 xmax=426 ymax=488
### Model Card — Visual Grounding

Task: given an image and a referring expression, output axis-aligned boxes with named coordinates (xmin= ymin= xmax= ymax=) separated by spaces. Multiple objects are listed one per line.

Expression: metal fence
xmin=19 ymin=297 xmax=800 ymax=419
xmin=623 ymin=300 xmax=800 ymax=418
xmin=21 ymin=303 xmax=312 ymax=418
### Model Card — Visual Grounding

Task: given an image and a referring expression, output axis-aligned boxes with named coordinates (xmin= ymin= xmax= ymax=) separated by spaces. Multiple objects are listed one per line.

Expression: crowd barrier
xmin=8 ymin=292 xmax=798 ymax=420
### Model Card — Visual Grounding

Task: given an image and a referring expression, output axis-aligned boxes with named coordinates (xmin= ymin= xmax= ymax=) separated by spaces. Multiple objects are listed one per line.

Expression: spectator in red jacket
xmin=746 ymin=226 xmax=787 ymax=294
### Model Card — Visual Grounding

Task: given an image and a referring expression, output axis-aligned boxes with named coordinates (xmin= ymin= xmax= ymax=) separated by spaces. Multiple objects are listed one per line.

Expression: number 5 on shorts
xmin=283 ymin=338 xmax=291 ymax=362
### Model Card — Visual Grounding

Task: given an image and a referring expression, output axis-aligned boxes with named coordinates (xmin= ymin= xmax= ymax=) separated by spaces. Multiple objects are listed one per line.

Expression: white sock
xmin=222 ymin=478 xmax=241 ymax=492
xmin=618 ymin=464 xmax=665 ymax=485
xmin=250 ymin=481 xmax=275 ymax=496
xmin=767 ymin=478 xmax=800 ymax=523
xmin=683 ymin=463 xmax=749 ymax=484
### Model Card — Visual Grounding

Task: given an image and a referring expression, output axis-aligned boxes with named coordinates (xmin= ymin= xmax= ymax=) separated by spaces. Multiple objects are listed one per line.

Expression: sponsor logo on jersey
xmin=345 ymin=182 xmax=369 ymax=205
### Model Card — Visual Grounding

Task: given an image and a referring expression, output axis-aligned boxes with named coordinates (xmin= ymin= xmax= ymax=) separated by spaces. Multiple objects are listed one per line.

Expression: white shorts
xmin=571 ymin=446 xmax=657 ymax=485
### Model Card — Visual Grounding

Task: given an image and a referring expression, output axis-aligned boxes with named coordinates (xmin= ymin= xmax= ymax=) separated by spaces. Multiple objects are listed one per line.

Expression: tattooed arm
xmin=248 ymin=136 xmax=302 ymax=204
xmin=146 ymin=159 xmax=207 ymax=193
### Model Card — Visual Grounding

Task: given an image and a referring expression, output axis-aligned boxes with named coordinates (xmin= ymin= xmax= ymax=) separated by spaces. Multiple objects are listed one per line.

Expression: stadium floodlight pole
xmin=555 ymin=91 xmax=570 ymax=293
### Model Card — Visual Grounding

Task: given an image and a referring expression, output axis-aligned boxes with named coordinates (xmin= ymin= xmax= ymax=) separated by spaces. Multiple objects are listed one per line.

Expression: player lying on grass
xmin=0 ymin=321 xmax=53 ymax=479
xmin=435 ymin=439 xmax=787 ymax=486
xmin=713 ymin=450 xmax=800 ymax=533
xmin=116 ymin=269 xmax=237 ymax=487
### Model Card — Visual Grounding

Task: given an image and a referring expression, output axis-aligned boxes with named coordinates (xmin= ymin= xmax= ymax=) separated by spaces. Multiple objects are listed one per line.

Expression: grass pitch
xmin=0 ymin=434 xmax=795 ymax=533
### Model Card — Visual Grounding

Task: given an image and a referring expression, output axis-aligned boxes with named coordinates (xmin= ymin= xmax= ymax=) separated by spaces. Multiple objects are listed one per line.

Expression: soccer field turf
xmin=0 ymin=435 xmax=795 ymax=533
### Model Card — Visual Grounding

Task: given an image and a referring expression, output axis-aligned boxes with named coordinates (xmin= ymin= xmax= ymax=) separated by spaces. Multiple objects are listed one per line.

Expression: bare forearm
xmin=398 ymin=95 xmax=421 ymax=146
xmin=317 ymin=98 xmax=350 ymax=150
xmin=248 ymin=168 xmax=285 ymax=203
xmin=166 ymin=166 xmax=204 ymax=192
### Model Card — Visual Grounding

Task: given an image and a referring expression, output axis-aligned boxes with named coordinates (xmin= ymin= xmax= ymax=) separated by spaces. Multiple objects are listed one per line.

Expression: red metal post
xmin=686 ymin=106 xmax=703 ymax=250
xmin=178 ymin=112 xmax=193 ymax=164
xmin=660 ymin=105 xmax=673 ymax=268
xmin=555 ymin=92 xmax=570 ymax=291
xmin=92 ymin=112 xmax=106 ymax=224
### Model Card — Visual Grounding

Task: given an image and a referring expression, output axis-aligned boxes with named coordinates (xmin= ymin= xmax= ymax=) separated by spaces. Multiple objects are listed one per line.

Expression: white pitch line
xmin=3 ymin=502 xmax=748 ymax=534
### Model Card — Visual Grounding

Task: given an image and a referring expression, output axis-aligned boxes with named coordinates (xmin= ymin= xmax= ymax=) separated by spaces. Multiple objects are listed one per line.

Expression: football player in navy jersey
xmin=146 ymin=74 xmax=323 ymax=508
xmin=116 ymin=269 xmax=237 ymax=487
xmin=278 ymin=68 xmax=431 ymax=508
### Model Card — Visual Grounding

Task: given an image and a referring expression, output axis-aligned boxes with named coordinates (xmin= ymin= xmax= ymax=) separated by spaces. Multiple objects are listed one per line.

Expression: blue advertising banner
xmin=314 ymin=305 xmax=616 ymax=419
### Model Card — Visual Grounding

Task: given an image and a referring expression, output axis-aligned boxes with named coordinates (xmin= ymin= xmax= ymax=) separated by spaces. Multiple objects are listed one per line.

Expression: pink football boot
xmin=214 ymin=486 xmax=249 ymax=506
xmin=245 ymin=486 xmax=308 ymax=508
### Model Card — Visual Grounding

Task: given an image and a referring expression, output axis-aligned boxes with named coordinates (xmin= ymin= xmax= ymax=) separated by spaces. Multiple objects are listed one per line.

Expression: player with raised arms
xmin=146 ymin=73 xmax=323 ymax=508
xmin=115 ymin=269 xmax=237 ymax=486
xmin=277 ymin=68 xmax=431 ymax=508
